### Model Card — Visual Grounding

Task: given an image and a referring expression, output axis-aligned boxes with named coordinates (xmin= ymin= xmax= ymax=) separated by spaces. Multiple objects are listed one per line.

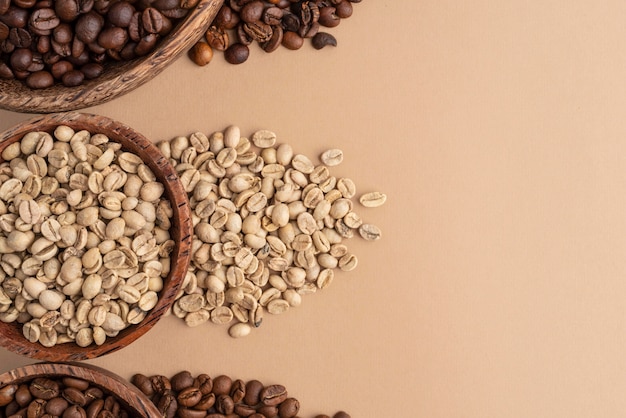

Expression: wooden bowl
xmin=0 ymin=0 xmax=223 ymax=114
xmin=0 ymin=112 xmax=193 ymax=361
xmin=0 ymin=362 xmax=160 ymax=418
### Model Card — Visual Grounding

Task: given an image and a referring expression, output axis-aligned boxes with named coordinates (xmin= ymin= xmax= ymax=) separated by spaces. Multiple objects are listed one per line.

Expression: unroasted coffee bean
xmin=311 ymin=32 xmax=336 ymax=50
xmin=223 ymin=42 xmax=248 ymax=64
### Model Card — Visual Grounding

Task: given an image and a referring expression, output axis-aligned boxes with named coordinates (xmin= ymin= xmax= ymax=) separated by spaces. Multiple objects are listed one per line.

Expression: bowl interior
xmin=0 ymin=362 xmax=160 ymax=418
xmin=0 ymin=112 xmax=192 ymax=361
xmin=0 ymin=0 xmax=224 ymax=114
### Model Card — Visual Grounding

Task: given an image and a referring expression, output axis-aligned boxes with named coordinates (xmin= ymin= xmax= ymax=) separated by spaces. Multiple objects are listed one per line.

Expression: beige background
xmin=2 ymin=1 xmax=626 ymax=416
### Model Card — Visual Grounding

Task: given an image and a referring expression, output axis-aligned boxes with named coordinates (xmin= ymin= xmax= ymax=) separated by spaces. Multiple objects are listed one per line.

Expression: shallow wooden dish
xmin=0 ymin=112 xmax=193 ymax=360
xmin=0 ymin=0 xmax=223 ymax=114
xmin=0 ymin=362 xmax=160 ymax=418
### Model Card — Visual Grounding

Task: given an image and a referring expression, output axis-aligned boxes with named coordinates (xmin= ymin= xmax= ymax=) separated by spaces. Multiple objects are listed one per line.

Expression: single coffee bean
xmin=223 ymin=42 xmax=248 ymax=64
xmin=261 ymin=24 xmax=282 ymax=52
xmin=75 ymin=11 xmax=104 ymax=43
xmin=333 ymin=412 xmax=351 ymax=418
xmin=0 ymin=22 xmax=9 ymax=41
xmin=10 ymin=48 xmax=33 ymax=71
xmin=214 ymin=5 xmax=239 ymax=29
xmin=240 ymin=1 xmax=263 ymax=23
xmin=61 ymin=69 xmax=84 ymax=87
xmin=244 ymin=380 xmax=263 ymax=406
xmin=29 ymin=379 xmax=60 ymax=400
xmin=45 ymin=398 xmax=69 ymax=416
xmin=188 ymin=41 xmax=213 ymax=66
xmin=30 ymin=8 xmax=61 ymax=31
xmin=312 ymin=31 xmax=336 ymax=49
xmin=142 ymin=7 xmax=164 ymax=34
xmin=0 ymin=0 xmax=9 ymax=14
xmin=229 ymin=380 xmax=245 ymax=404
xmin=170 ymin=371 xmax=194 ymax=392
xmin=130 ymin=375 xmax=154 ymax=398
xmin=15 ymin=385 xmax=32 ymax=407
xmin=335 ymin=1 xmax=352 ymax=18
xmin=107 ymin=1 xmax=134 ymax=27
xmin=0 ymin=61 xmax=14 ymax=78
xmin=80 ymin=62 xmax=102 ymax=79
xmin=62 ymin=405 xmax=86 ymax=418
xmin=259 ymin=385 xmax=288 ymax=406
xmin=281 ymin=31 xmax=303 ymax=50
xmin=9 ymin=27 xmax=32 ymax=48
xmin=0 ymin=6 xmax=29 ymax=28
xmin=263 ymin=6 xmax=283 ymax=25
xmin=26 ymin=69 xmax=54 ymax=88
xmin=211 ymin=376 xmax=232 ymax=396
xmin=176 ymin=387 xmax=201 ymax=408
xmin=51 ymin=60 xmax=73 ymax=78
xmin=55 ymin=0 xmax=80 ymax=21
xmin=97 ymin=27 xmax=127 ymax=50
xmin=205 ymin=26 xmax=229 ymax=51
xmin=0 ymin=384 xmax=18 ymax=407
xmin=277 ymin=397 xmax=299 ymax=418
xmin=318 ymin=6 xmax=340 ymax=27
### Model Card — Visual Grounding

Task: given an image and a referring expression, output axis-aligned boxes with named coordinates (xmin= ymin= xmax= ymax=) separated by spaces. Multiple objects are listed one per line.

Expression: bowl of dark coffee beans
xmin=0 ymin=362 xmax=161 ymax=418
xmin=0 ymin=112 xmax=193 ymax=360
xmin=0 ymin=0 xmax=223 ymax=113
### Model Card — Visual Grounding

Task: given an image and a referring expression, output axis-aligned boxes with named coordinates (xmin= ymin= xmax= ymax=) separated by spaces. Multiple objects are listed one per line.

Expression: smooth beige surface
xmin=2 ymin=1 xmax=626 ymax=416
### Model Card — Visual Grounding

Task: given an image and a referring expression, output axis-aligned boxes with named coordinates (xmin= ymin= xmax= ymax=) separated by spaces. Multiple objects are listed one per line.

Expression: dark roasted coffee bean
xmin=299 ymin=21 xmax=319 ymax=38
xmin=79 ymin=62 xmax=102 ymax=78
xmin=243 ymin=380 xmax=262 ymax=406
xmin=62 ymin=405 xmax=86 ymax=418
xmin=180 ymin=0 xmax=199 ymax=9
xmin=10 ymin=47 xmax=33 ymax=71
xmin=211 ymin=376 xmax=232 ymax=397
xmin=0 ymin=60 xmax=15 ymax=78
xmin=233 ymin=403 xmax=256 ymax=416
xmin=127 ymin=11 xmax=142 ymax=41
xmin=177 ymin=388 xmax=202 ymax=408
xmin=46 ymin=398 xmax=70 ymax=416
xmin=26 ymin=53 xmax=44 ymax=71
xmin=50 ymin=59 xmax=73 ymax=78
xmin=205 ymin=26 xmax=228 ymax=51
xmin=75 ymin=11 xmax=104 ymax=43
xmin=71 ymin=36 xmax=85 ymax=57
xmin=97 ymin=26 xmax=127 ymax=49
xmin=107 ymin=1 xmax=135 ymax=27
xmin=229 ymin=0 xmax=253 ymax=13
xmin=69 ymin=48 xmax=89 ymax=65
xmin=193 ymin=393 xmax=215 ymax=411
xmin=0 ymin=22 xmax=9 ymax=41
xmin=277 ymin=398 xmax=299 ymax=418
xmin=215 ymin=5 xmax=239 ymax=29
xmin=30 ymin=8 xmax=61 ymax=31
xmin=281 ymin=12 xmax=299 ymax=32
xmin=27 ymin=398 xmax=47 ymax=418
xmin=13 ymin=386 xmax=32 ymax=408
xmin=214 ymin=395 xmax=234 ymax=415
xmin=318 ymin=6 xmax=340 ymax=27
xmin=261 ymin=24 xmax=282 ymax=52
xmin=259 ymin=385 xmax=287 ymax=407
xmin=0 ymin=0 xmax=9 ymax=14
xmin=335 ymin=0 xmax=352 ymax=18
xmin=223 ymin=42 xmax=248 ymax=64
xmin=156 ymin=393 xmax=177 ymax=418
xmin=243 ymin=21 xmax=272 ymax=43
xmin=176 ymin=408 xmax=206 ymax=418
xmin=188 ymin=41 xmax=212 ymax=66
xmin=193 ymin=375 xmax=213 ymax=396
xmin=30 ymin=381 xmax=61 ymax=403
xmin=55 ymin=0 xmax=80 ymax=21
xmin=1 ymin=39 xmax=15 ymax=53
xmin=332 ymin=412 xmax=350 ymax=418
xmin=133 ymin=33 xmax=156 ymax=56
xmin=62 ymin=388 xmax=86 ymax=406
xmin=256 ymin=405 xmax=278 ymax=418
xmin=9 ymin=28 xmax=32 ymax=48
xmin=229 ymin=380 xmax=245 ymax=404
xmin=281 ymin=31 xmax=303 ymax=50
xmin=240 ymin=1 xmax=263 ymax=23
xmin=14 ymin=0 xmax=36 ymax=7
xmin=236 ymin=23 xmax=253 ymax=45
xmin=51 ymin=39 xmax=71 ymax=56
xmin=0 ymin=7 xmax=29 ymax=28
xmin=311 ymin=31 xmax=336 ymax=49
xmin=53 ymin=23 xmax=73 ymax=44
xmin=142 ymin=7 xmax=163 ymax=34
xmin=85 ymin=399 xmax=103 ymax=418
xmin=169 ymin=371 xmax=195 ymax=392
xmin=263 ymin=6 xmax=283 ymax=25
xmin=82 ymin=388 xmax=103 ymax=406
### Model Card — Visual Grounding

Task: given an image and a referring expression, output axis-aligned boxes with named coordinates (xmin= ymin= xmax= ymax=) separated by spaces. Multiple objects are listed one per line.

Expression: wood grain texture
xmin=0 ymin=112 xmax=193 ymax=361
xmin=0 ymin=0 xmax=223 ymax=114
xmin=0 ymin=362 xmax=161 ymax=418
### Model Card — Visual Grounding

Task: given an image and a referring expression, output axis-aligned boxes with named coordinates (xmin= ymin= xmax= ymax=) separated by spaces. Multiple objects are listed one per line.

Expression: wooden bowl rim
xmin=0 ymin=362 xmax=161 ymax=418
xmin=0 ymin=0 xmax=224 ymax=114
xmin=0 ymin=112 xmax=193 ymax=361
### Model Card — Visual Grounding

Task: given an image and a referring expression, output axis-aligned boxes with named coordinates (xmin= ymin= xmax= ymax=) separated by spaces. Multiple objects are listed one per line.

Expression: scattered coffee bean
xmin=188 ymin=41 xmax=213 ymax=66
xmin=131 ymin=371 xmax=349 ymax=418
xmin=195 ymin=0 xmax=362 ymax=65
xmin=158 ymin=125 xmax=384 ymax=338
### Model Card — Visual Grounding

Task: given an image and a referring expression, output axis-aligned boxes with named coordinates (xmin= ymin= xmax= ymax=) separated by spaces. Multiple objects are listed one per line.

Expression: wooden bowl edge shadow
xmin=0 ymin=0 xmax=224 ymax=114
xmin=0 ymin=112 xmax=193 ymax=361
xmin=0 ymin=362 xmax=161 ymax=418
